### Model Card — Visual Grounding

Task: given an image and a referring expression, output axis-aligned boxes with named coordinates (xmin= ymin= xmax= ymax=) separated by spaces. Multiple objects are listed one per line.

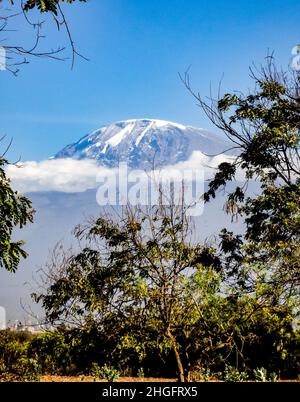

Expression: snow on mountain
xmin=54 ymin=119 xmax=229 ymax=169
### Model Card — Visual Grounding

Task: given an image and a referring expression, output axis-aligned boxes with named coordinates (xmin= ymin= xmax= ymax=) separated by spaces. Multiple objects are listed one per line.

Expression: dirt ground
xmin=41 ymin=376 xmax=300 ymax=382
xmin=41 ymin=376 xmax=178 ymax=382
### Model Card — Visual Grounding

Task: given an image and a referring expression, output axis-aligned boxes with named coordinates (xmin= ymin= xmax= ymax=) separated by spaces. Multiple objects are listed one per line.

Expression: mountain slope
xmin=54 ymin=119 xmax=228 ymax=169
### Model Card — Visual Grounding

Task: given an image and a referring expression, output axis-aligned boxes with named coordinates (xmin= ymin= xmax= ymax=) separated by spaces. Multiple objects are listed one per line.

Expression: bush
xmin=253 ymin=367 xmax=278 ymax=382
xmin=14 ymin=357 xmax=42 ymax=382
xmin=137 ymin=367 xmax=145 ymax=378
xmin=189 ymin=367 xmax=211 ymax=382
xmin=0 ymin=356 xmax=41 ymax=382
xmin=221 ymin=365 xmax=249 ymax=382
xmin=0 ymin=330 xmax=32 ymax=371
xmin=90 ymin=363 xmax=120 ymax=382
xmin=27 ymin=330 xmax=73 ymax=375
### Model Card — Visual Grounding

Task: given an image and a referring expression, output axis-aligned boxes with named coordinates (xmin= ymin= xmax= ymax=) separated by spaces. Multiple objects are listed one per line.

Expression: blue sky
xmin=1 ymin=0 xmax=300 ymax=161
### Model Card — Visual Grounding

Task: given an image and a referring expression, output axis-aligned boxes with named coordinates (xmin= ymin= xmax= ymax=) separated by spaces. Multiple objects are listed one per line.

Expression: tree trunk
xmin=166 ymin=327 xmax=186 ymax=382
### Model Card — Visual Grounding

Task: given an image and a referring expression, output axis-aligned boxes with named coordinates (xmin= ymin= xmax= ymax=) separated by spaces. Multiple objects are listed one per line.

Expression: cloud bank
xmin=6 ymin=152 xmax=237 ymax=194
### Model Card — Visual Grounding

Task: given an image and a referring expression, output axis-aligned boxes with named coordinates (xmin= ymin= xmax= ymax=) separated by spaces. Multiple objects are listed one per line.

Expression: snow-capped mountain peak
xmin=54 ymin=118 xmax=228 ymax=169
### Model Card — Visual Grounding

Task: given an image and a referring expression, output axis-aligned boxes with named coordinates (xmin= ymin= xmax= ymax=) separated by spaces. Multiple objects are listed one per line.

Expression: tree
xmin=182 ymin=58 xmax=300 ymax=305
xmin=0 ymin=0 xmax=87 ymax=270
xmin=33 ymin=200 xmax=205 ymax=382
xmin=32 ymin=201 xmax=299 ymax=379
xmin=0 ymin=157 xmax=33 ymax=271
xmin=0 ymin=0 xmax=87 ymax=74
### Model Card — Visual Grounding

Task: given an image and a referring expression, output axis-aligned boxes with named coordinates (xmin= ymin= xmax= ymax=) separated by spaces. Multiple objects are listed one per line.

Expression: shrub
xmin=190 ymin=367 xmax=211 ymax=382
xmin=27 ymin=330 xmax=73 ymax=375
xmin=14 ymin=357 xmax=42 ymax=382
xmin=91 ymin=363 xmax=120 ymax=382
xmin=253 ymin=367 xmax=278 ymax=382
xmin=0 ymin=356 xmax=41 ymax=382
xmin=221 ymin=365 xmax=249 ymax=382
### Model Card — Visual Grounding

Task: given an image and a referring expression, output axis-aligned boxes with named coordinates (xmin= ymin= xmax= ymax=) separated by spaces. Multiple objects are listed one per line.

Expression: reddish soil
xmin=41 ymin=376 xmax=177 ymax=382
xmin=41 ymin=376 xmax=300 ymax=382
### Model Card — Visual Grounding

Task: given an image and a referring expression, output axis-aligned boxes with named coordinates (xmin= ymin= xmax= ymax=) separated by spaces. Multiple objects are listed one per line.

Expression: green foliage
xmin=0 ymin=325 xmax=299 ymax=380
xmin=15 ymin=357 xmax=42 ymax=382
xmin=91 ymin=363 xmax=120 ymax=382
xmin=137 ymin=367 xmax=145 ymax=378
xmin=27 ymin=330 xmax=74 ymax=374
xmin=0 ymin=357 xmax=41 ymax=382
xmin=0 ymin=159 xmax=34 ymax=272
xmin=222 ymin=365 xmax=249 ymax=382
xmin=0 ymin=330 xmax=32 ymax=369
xmin=190 ymin=367 xmax=211 ymax=382
xmin=0 ymin=330 xmax=42 ymax=382
xmin=31 ymin=210 xmax=300 ymax=380
xmin=253 ymin=367 xmax=277 ymax=382
xmin=24 ymin=0 xmax=86 ymax=15
xmin=197 ymin=60 xmax=300 ymax=307
xmin=33 ymin=203 xmax=206 ymax=381
xmin=3 ymin=0 xmax=87 ymax=15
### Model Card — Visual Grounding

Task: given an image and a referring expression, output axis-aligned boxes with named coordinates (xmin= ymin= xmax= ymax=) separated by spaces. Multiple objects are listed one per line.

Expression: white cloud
xmin=6 ymin=159 xmax=111 ymax=193
xmin=6 ymin=152 xmax=238 ymax=194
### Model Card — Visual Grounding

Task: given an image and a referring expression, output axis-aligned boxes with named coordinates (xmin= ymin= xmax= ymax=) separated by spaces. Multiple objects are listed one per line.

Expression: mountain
xmin=54 ymin=119 xmax=228 ymax=169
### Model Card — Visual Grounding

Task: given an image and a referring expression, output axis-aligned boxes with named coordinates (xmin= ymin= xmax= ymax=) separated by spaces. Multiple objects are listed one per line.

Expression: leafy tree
xmin=183 ymin=267 xmax=298 ymax=376
xmin=183 ymin=59 xmax=300 ymax=305
xmin=0 ymin=0 xmax=87 ymax=270
xmin=33 ymin=201 xmax=299 ymax=380
xmin=0 ymin=158 xmax=33 ymax=272
xmin=33 ymin=199 xmax=214 ymax=382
